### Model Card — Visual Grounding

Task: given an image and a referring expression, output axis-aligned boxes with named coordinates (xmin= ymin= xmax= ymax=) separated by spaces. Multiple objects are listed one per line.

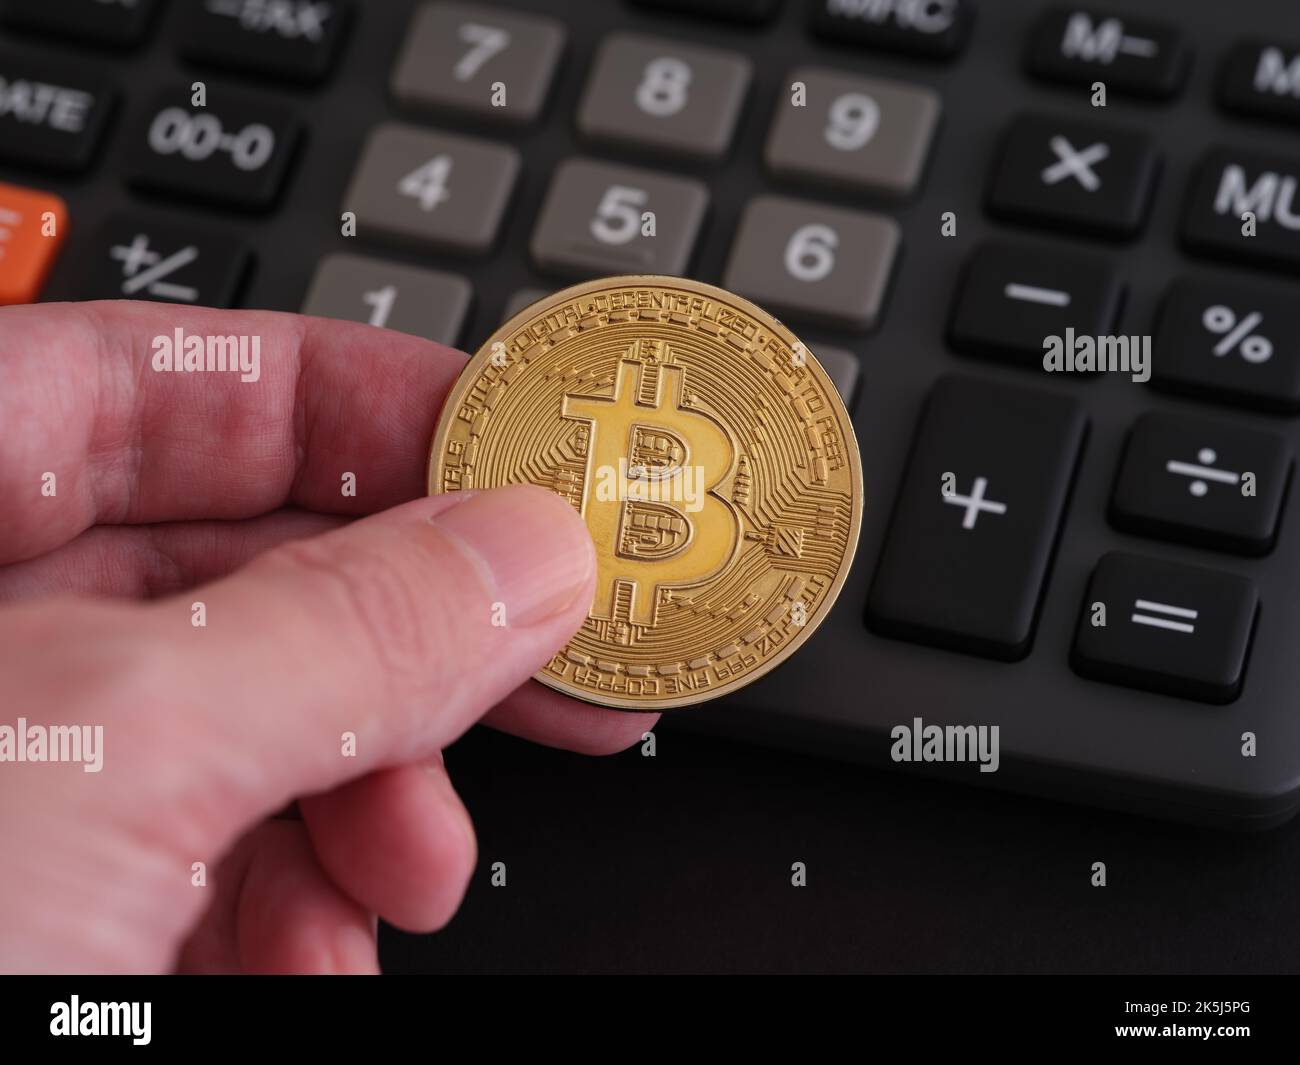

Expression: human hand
xmin=0 ymin=301 xmax=657 ymax=974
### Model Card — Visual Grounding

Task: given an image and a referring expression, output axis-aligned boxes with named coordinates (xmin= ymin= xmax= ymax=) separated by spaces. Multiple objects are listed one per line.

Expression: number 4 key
xmin=343 ymin=123 xmax=519 ymax=255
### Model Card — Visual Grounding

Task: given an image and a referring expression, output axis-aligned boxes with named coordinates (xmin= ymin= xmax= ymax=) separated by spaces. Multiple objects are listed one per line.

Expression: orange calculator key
xmin=0 ymin=183 xmax=68 ymax=306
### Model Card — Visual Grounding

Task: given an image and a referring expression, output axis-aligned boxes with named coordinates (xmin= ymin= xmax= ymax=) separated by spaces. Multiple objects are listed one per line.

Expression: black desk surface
xmin=380 ymin=723 xmax=1300 ymax=974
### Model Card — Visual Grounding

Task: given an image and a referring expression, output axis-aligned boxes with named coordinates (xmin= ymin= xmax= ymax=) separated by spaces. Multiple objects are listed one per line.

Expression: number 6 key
xmin=723 ymin=194 xmax=900 ymax=331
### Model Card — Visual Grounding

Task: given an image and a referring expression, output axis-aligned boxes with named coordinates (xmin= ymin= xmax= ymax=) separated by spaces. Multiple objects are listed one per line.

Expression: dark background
xmin=380 ymin=723 xmax=1300 ymax=974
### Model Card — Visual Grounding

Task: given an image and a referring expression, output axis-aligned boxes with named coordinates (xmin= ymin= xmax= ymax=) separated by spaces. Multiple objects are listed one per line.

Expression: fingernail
xmin=425 ymin=762 xmax=477 ymax=854
xmin=431 ymin=484 xmax=594 ymax=628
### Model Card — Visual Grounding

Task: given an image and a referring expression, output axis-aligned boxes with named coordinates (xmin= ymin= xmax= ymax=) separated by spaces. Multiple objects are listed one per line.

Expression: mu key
xmin=1182 ymin=147 xmax=1300 ymax=273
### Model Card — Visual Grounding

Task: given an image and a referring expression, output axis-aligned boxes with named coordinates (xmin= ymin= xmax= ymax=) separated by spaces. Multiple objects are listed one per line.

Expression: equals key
xmin=1072 ymin=552 xmax=1258 ymax=703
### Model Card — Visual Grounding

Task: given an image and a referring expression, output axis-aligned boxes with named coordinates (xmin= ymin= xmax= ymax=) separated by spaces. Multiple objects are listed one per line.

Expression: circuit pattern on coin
xmin=428 ymin=277 xmax=862 ymax=710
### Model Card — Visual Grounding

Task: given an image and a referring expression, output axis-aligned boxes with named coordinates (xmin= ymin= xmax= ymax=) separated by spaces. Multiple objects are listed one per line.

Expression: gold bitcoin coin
xmin=427 ymin=276 xmax=862 ymax=710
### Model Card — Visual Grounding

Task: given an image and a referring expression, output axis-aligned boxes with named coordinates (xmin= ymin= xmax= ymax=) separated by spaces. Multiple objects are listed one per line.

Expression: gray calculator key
xmin=504 ymin=288 xmax=552 ymax=319
xmin=811 ymin=344 xmax=860 ymax=407
xmin=723 ymin=194 xmax=899 ymax=331
xmin=391 ymin=2 xmax=565 ymax=125
xmin=765 ymin=67 xmax=941 ymax=198
xmin=301 ymin=253 xmax=472 ymax=346
xmin=577 ymin=33 xmax=751 ymax=161
xmin=343 ymin=123 xmax=519 ymax=255
xmin=530 ymin=158 xmax=709 ymax=278
xmin=467 ymin=287 xmax=552 ymax=350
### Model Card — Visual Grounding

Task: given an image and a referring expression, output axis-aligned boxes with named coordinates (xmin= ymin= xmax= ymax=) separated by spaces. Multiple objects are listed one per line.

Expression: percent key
xmin=1153 ymin=275 xmax=1300 ymax=413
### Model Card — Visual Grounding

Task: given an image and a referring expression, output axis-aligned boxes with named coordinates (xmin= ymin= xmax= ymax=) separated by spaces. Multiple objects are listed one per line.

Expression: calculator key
xmin=812 ymin=344 xmax=860 ymax=407
xmin=301 ymin=253 xmax=471 ymax=346
xmin=0 ymin=52 xmax=115 ymax=172
xmin=1110 ymin=412 xmax=1291 ymax=557
xmin=577 ymin=34 xmax=751 ymax=162
xmin=0 ymin=182 xmax=66 ymax=305
xmin=1071 ymin=553 xmax=1257 ymax=704
xmin=630 ymin=0 xmax=780 ymax=24
xmin=947 ymin=242 xmax=1124 ymax=367
xmin=79 ymin=214 xmax=252 ymax=307
xmin=343 ymin=123 xmax=519 ymax=256
xmin=867 ymin=375 xmax=1088 ymax=660
xmin=1152 ymin=275 xmax=1300 ymax=414
xmin=806 ymin=0 xmax=973 ymax=59
xmin=504 ymin=287 xmax=551 ymax=319
xmin=986 ymin=113 xmax=1159 ymax=240
xmin=722 ymin=194 xmax=898 ymax=331
xmin=1220 ymin=40 xmax=1300 ymax=126
xmin=1181 ymin=148 xmax=1300 ymax=274
xmin=480 ymin=287 xmax=551 ymax=349
xmin=126 ymin=88 xmax=301 ymax=212
xmin=178 ymin=0 xmax=351 ymax=85
xmin=1025 ymin=7 xmax=1189 ymax=100
xmin=530 ymin=158 xmax=707 ymax=279
xmin=765 ymin=67 xmax=940 ymax=199
xmin=392 ymin=2 xmax=565 ymax=126
xmin=0 ymin=0 xmax=160 ymax=46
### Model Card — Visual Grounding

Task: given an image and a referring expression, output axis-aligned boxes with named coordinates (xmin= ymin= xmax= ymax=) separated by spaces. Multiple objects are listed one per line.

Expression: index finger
xmin=0 ymin=300 xmax=467 ymax=564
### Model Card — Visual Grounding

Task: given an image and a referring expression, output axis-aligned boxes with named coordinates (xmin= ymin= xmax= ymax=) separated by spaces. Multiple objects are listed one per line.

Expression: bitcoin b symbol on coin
xmin=427 ymin=278 xmax=863 ymax=710
xmin=563 ymin=350 xmax=742 ymax=628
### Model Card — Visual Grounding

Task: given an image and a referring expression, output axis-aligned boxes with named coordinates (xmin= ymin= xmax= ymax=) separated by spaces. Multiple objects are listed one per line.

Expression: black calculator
xmin=4 ymin=0 xmax=1300 ymax=829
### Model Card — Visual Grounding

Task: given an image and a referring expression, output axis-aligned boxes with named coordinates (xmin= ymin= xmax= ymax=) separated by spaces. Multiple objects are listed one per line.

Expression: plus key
xmin=943 ymin=476 xmax=1008 ymax=529
xmin=867 ymin=376 xmax=1088 ymax=660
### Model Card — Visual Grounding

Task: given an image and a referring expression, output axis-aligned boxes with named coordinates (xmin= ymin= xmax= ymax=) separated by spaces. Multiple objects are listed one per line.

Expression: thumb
xmin=178 ymin=483 xmax=595 ymax=821
xmin=2 ymin=484 xmax=594 ymax=853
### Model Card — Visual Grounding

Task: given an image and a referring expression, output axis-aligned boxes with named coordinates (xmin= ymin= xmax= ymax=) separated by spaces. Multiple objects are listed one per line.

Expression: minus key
xmin=948 ymin=241 xmax=1125 ymax=367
